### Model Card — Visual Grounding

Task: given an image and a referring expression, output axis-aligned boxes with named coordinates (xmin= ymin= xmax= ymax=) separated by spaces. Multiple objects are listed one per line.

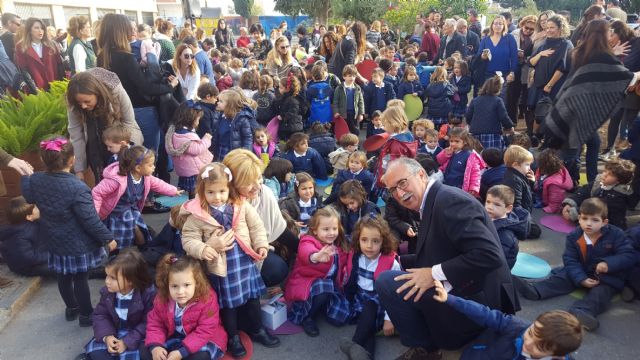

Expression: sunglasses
xmin=183 ymin=54 xmax=195 ymax=59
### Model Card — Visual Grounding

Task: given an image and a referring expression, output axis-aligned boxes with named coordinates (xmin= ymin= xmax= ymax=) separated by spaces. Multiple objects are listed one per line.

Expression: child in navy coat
xmin=396 ymin=65 xmax=424 ymax=100
xmin=480 ymin=148 xmax=506 ymax=201
xmin=450 ymin=60 xmax=472 ymax=117
xmin=515 ymin=198 xmax=636 ymax=331
xmin=325 ymin=151 xmax=374 ymax=205
xmin=335 ymin=180 xmax=380 ymax=242
xmin=282 ymin=132 xmax=328 ymax=180
xmin=364 ymin=68 xmax=396 ymax=118
xmin=424 ymin=66 xmax=454 ymax=127
xmin=433 ymin=280 xmax=583 ymax=360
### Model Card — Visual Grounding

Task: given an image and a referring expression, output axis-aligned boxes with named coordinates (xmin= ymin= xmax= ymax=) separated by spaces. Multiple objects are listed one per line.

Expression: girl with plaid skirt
xmin=180 ymin=163 xmax=280 ymax=358
xmin=450 ymin=60 xmax=472 ymax=118
xmin=166 ymin=101 xmax=214 ymax=199
xmin=21 ymin=137 xmax=116 ymax=327
xmin=84 ymin=249 xmax=155 ymax=360
xmin=285 ymin=207 xmax=351 ymax=337
xmin=340 ymin=216 xmax=401 ymax=360
xmin=93 ymin=146 xmax=181 ymax=250
xmin=144 ymin=254 xmax=227 ymax=360
xmin=436 ymin=127 xmax=487 ymax=198
xmin=465 ymin=75 xmax=514 ymax=151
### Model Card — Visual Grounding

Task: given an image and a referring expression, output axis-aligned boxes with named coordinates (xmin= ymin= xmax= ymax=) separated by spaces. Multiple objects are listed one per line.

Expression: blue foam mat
xmin=155 ymin=194 xmax=189 ymax=208
xmin=511 ymin=253 xmax=551 ymax=279
xmin=315 ymin=177 xmax=334 ymax=187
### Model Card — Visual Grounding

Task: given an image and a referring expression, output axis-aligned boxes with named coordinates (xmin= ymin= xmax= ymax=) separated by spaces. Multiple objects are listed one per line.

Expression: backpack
xmin=417 ymin=65 xmax=437 ymax=88
xmin=308 ymin=82 xmax=333 ymax=126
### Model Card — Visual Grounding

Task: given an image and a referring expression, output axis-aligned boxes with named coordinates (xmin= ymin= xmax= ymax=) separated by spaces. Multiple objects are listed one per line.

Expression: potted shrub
xmin=0 ymin=80 xmax=68 ymax=222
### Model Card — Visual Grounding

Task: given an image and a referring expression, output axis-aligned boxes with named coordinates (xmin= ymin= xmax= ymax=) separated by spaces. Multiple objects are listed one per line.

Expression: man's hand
xmin=383 ymin=320 xmax=395 ymax=336
xmin=394 ymin=267 xmax=434 ymax=302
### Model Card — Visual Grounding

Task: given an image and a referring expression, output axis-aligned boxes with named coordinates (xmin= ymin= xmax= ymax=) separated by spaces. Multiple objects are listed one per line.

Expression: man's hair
xmin=579 ymin=197 xmax=608 ymax=219
xmin=383 ymin=157 xmax=425 ymax=186
xmin=482 ymin=148 xmax=504 ymax=168
xmin=1 ymin=13 xmax=19 ymax=27
xmin=500 ymin=11 xmax=513 ymax=21
xmin=181 ymin=35 xmax=197 ymax=47
xmin=533 ymin=310 xmax=583 ymax=356
xmin=610 ymin=0 xmax=620 ymax=6
xmin=504 ymin=145 xmax=533 ymax=166
xmin=604 ymin=158 xmax=635 ymax=185
xmin=467 ymin=8 xmax=479 ymax=17
xmin=487 ymin=185 xmax=515 ymax=206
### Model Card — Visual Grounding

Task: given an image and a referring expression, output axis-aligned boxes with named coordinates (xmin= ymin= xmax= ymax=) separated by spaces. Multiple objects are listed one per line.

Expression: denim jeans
xmin=133 ymin=106 xmax=161 ymax=153
xmin=561 ymin=133 xmax=600 ymax=184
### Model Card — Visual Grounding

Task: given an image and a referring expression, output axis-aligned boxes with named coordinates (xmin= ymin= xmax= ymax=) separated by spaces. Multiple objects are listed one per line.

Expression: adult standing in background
xmin=249 ymin=23 xmax=272 ymax=61
xmin=280 ymin=21 xmax=292 ymax=42
xmin=182 ymin=36 xmax=214 ymax=83
xmin=571 ymin=5 xmax=607 ymax=45
xmin=319 ymin=31 xmax=339 ymax=64
xmin=328 ymin=21 xmax=368 ymax=82
xmin=0 ymin=13 xmax=20 ymax=62
xmin=168 ymin=44 xmax=201 ymax=101
xmin=421 ymin=21 xmax=440 ymax=64
xmin=467 ymin=8 xmax=482 ymax=38
xmin=214 ymin=19 xmax=235 ymax=48
xmin=366 ymin=21 xmax=382 ymax=47
xmin=435 ymin=19 xmax=466 ymax=64
xmin=154 ymin=20 xmax=176 ymax=62
xmin=67 ymin=16 xmax=95 ymax=75
xmin=13 ymin=17 xmax=64 ymax=91
xmin=377 ymin=157 xmax=518 ymax=359
xmin=501 ymin=11 xmax=517 ymax=33
xmin=508 ymin=15 xmax=537 ymax=134
xmin=607 ymin=0 xmax=628 ymax=22
xmin=381 ymin=23 xmax=397 ymax=46
xmin=476 ymin=16 xmax=518 ymax=98
xmin=265 ymin=36 xmax=299 ymax=80
xmin=457 ymin=19 xmax=479 ymax=62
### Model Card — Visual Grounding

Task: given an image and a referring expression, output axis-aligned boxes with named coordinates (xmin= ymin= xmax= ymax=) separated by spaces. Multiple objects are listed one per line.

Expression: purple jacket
xmin=92 ymin=286 xmax=156 ymax=350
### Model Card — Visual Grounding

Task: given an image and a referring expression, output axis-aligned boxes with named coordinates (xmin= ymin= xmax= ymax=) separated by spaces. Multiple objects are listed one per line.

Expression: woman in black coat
xmin=328 ymin=21 xmax=367 ymax=81
xmin=214 ymin=19 xmax=235 ymax=48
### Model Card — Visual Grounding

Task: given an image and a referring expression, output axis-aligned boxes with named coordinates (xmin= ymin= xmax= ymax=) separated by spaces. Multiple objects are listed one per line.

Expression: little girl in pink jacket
xmin=166 ymin=102 xmax=214 ymax=199
xmin=92 ymin=146 xmax=180 ymax=249
xmin=436 ymin=128 xmax=486 ymax=197
xmin=535 ymin=149 xmax=574 ymax=213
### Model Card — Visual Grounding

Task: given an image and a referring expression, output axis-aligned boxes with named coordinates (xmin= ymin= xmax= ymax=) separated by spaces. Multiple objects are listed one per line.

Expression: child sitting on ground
xmin=252 ymin=126 xmax=279 ymax=167
xmin=480 ymin=148 xmax=506 ymax=201
xmin=436 ymin=127 xmax=486 ymax=198
xmin=263 ymin=158 xmax=295 ymax=200
xmin=308 ymin=122 xmax=336 ymax=174
xmin=502 ymin=145 xmax=535 ymax=213
xmin=329 ymin=133 xmax=359 ymax=173
xmin=335 ymin=180 xmax=381 ymax=242
xmin=282 ymin=132 xmax=328 ymax=180
xmin=420 ymin=128 xmax=442 ymax=159
xmin=213 ymin=64 xmax=233 ymax=92
xmin=325 ymin=151 xmax=374 ymax=205
xmin=535 ymin=149 xmax=573 ymax=214
xmin=433 ymin=279 xmax=583 ymax=359
xmin=562 ymin=159 xmax=635 ymax=230
xmin=279 ymin=172 xmax=324 ymax=233
xmin=0 ymin=196 xmax=50 ymax=277
xmin=485 ymin=185 xmax=530 ymax=269
xmin=515 ymin=198 xmax=636 ymax=331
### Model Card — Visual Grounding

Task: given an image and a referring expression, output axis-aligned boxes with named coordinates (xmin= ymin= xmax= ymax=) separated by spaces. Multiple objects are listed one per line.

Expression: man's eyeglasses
xmin=387 ymin=175 xmax=415 ymax=196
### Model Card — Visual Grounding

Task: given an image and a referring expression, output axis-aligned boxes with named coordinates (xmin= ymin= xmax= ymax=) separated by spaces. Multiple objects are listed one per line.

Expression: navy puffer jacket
xmin=210 ymin=106 xmax=256 ymax=158
xmin=425 ymin=81 xmax=455 ymax=118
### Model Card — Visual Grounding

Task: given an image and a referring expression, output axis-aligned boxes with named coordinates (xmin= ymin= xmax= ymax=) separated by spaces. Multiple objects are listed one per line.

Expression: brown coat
xmin=180 ymin=197 xmax=269 ymax=277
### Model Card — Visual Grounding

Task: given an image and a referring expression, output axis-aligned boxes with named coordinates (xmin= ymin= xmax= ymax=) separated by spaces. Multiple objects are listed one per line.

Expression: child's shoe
xmin=78 ymin=314 xmax=93 ymax=327
xmin=569 ymin=309 xmax=599 ymax=331
xmin=228 ymin=334 xmax=247 ymax=358
xmin=621 ymin=286 xmax=635 ymax=302
xmin=249 ymin=327 xmax=280 ymax=347
xmin=512 ymin=276 xmax=540 ymax=300
xmin=302 ymin=317 xmax=319 ymax=337
xmin=65 ymin=307 xmax=79 ymax=321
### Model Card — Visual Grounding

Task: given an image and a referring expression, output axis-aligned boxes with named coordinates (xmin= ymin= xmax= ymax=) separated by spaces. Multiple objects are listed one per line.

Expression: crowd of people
xmin=3 ymin=0 xmax=640 ymax=359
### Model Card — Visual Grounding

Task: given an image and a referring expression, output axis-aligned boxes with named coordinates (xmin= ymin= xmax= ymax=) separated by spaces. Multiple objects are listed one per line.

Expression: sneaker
xmin=621 ymin=286 xmax=635 ymax=302
xmin=65 ymin=307 xmax=79 ymax=321
xmin=570 ymin=309 xmax=599 ymax=331
xmin=79 ymin=314 xmax=93 ymax=327
xmin=512 ymin=276 xmax=540 ymax=300
xmin=395 ymin=347 xmax=442 ymax=360
xmin=302 ymin=317 xmax=319 ymax=337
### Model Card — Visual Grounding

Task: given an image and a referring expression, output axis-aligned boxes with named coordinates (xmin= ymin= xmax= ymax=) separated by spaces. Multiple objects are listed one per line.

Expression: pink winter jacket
xmin=436 ymin=149 xmax=486 ymax=195
xmin=285 ymin=234 xmax=348 ymax=302
xmin=92 ymin=162 xmax=178 ymax=220
xmin=538 ymin=166 xmax=573 ymax=214
xmin=166 ymin=126 xmax=213 ymax=177
xmin=145 ymin=289 xmax=227 ymax=353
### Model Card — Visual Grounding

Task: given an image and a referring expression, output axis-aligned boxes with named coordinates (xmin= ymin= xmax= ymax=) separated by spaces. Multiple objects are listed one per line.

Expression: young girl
xmin=326 ymin=152 xmax=374 ymax=205
xmin=180 ymin=163 xmax=279 ymax=357
xmin=340 ymin=216 xmax=401 ymax=360
xmin=84 ymin=248 xmax=155 ymax=360
xmin=466 ymin=75 xmax=514 ymax=150
xmin=239 ymin=70 xmax=259 ymax=99
xmin=137 ymin=24 xmax=161 ymax=65
xmin=424 ymin=66 xmax=454 ymax=127
xmin=263 ymin=158 xmax=295 ymax=200
xmin=275 ymin=75 xmax=307 ymax=141
xmin=93 ymin=146 xmax=181 ymax=250
xmin=535 ymin=149 xmax=573 ymax=214
xmin=21 ymin=137 xmax=115 ymax=327
xmin=227 ymin=58 xmax=246 ymax=87
xmin=436 ymin=127 xmax=486 ymax=198
xmin=412 ymin=118 xmax=435 ymax=152
xmin=252 ymin=74 xmax=276 ymax=126
xmin=336 ymin=180 xmax=381 ymax=241
xmin=396 ymin=65 xmax=424 ymax=100
xmin=285 ymin=207 xmax=351 ymax=337
xmin=211 ymin=89 xmax=255 ymax=160
xmin=282 ymin=132 xmax=328 ymax=180
xmin=145 ymin=254 xmax=227 ymax=360
xmin=450 ymin=60 xmax=472 ymax=118
xmin=166 ymin=102 xmax=214 ymax=199
xmin=278 ymin=172 xmax=324 ymax=233
xmin=252 ymin=126 xmax=279 ymax=167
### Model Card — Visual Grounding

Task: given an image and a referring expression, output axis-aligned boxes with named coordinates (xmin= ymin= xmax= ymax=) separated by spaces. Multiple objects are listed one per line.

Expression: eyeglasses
xmin=387 ymin=174 xmax=415 ymax=196
xmin=279 ymin=45 xmax=290 ymax=50
xmin=183 ymin=54 xmax=195 ymax=59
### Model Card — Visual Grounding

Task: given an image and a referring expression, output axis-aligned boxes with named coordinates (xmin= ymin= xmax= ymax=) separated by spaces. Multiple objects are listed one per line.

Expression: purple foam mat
xmin=539 ymin=215 xmax=576 ymax=234
xmin=268 ymin=320 xmax=304 ymax=335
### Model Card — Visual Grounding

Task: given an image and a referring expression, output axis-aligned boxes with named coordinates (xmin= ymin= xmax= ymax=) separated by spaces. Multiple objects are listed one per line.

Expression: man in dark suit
xmin=376 ymin=157 xmax=518 ymax=360
xmin=457 ymin=19 xmax=480 ymax=63
xmin=435 ymin=18 xmax=467 ymax=64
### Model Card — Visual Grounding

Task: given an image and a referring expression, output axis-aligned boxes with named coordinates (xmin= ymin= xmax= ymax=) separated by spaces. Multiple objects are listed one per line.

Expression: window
xmin=124 ymin=10 xmax=138 ymax=22
xmin=13 ymin=3 xmax=53 ymax=27
xmin=142 ymin=12 xmax=155 ymax=26
xmin=97 ymin=9 xmax=116 ymax=19
xmin=63 ymin=7 xmax=90 ymax=25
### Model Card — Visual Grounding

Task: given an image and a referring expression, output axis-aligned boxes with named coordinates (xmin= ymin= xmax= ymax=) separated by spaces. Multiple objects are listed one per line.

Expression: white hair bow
xmin=200 ymin=165 xmax=233 ymax=181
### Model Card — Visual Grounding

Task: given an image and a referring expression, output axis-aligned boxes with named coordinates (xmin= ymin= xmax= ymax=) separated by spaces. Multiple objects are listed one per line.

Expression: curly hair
xmin=351 ymin=215 xmax=398 ymax=256
xmin=155 ymin=253 xmax=210 ymax=304
xmin=537 ymin=149 xmax=564 ymax=176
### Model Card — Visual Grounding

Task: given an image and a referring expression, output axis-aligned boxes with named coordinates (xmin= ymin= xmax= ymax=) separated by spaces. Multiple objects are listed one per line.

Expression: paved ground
xmin=1 ymin=206 xmax=639 ymax=360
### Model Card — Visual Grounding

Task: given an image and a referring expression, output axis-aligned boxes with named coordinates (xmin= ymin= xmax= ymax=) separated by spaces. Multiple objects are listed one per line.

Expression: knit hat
xmin=379 ymin=58 xmax=393 ymax=73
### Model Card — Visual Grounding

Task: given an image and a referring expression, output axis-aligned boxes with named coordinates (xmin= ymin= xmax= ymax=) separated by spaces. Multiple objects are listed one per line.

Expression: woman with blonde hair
xmin=169 ymin=43 xmax=201 ymax=100
xmin=13 ymin=17 xmax=64 ymax=90
xmin=67 ymin=16 xmax=95 ymax=74
xmin=475 ymin=15 xmax=518 ymax=99
xmin=223 ymin=149 xmax=299 ymax=287
xmin=265 ymin=36 xmax=299 ymax=79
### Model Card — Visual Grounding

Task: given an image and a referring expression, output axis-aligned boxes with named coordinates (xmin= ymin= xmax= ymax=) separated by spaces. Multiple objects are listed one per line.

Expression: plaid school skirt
xmin=474 ymin=133 xmax=505 ymax=150
xmin=350 ymin=289 xmax=386 ymax=330
xmin=85 ymin=329 xmax=141 ymax=360
xmin=178 ymin=175 xmax=197 ymax=193
xmin=288 ymin=278 xmax=351 ymax=325
xmin=165 ymin=336 xmax=224 ymax=360
xmin=209 ymin=243 xmax=266 ymax=309
xmin=49 ymin=246 xmax=106 ymax=275
xmin=106 ymin=209 xmax=151 ymax=250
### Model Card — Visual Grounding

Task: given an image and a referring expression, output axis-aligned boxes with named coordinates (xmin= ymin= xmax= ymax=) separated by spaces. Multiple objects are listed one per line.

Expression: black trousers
xmin=57 ymin=271 xmax=92 ymax=316
xmin=352 ymin=300 xmax=380 ymax=358
xmin=220 ymin=298 xmax=263 ymax=337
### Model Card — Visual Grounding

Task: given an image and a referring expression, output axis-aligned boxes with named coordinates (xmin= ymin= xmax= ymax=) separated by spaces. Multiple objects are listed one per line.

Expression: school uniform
xmin=279 ymin=192 xmax=324 ymax=230
xmin=418 ymin=142 xmax=442 ymax=159
xmin=282 ymin=148 xmax=328 ymax=180
xmin=340 ymin=201 xmax=381 ymax=241
xmin=325 ymin=169 xmax=375 ymax=205
xmin=105 ymin=175 xmax=150 ymax=250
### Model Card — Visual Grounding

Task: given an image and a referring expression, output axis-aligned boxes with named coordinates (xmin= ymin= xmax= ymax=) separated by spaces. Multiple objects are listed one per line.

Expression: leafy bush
xmin=0 ymin=81 xmax=69 ymax=156
xmin=384 ymin=0 xmax=488 ymax=34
